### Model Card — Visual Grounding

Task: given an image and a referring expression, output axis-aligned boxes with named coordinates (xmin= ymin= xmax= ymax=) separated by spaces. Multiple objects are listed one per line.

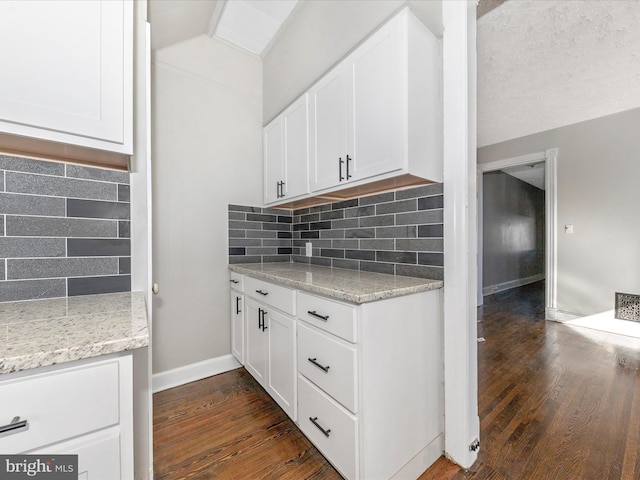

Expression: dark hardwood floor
xmin=154 ymin=281 xmax=640 ymax=479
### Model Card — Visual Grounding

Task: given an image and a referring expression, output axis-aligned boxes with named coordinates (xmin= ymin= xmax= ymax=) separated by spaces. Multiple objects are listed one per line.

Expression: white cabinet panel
xmin=0 ymin=0 xmax=133 ymax=154
xmin=245 ymin=276 xmax=296 ymax=316
xmin=0 ymin=354 xmax=133 ymax=480
xmin=309 ymin=65 xmax=349 ymax=192
xmin=297 ymin=291 xmax=358 ymax=343
xmin=245 ymin=298 xmax=267 ymax=386
xmin=264 ymin=94 xmax=309 ymax=205
xmin=298 ymin=375 xmax=358 ymax=480
xmin=298 ymin=322 xmax=358 ymax=413
xmin=32 ymin=428 xmax=122 ymax=480
xmin=0 ymin=360 xmax=119 ymax=454
xmin=230 ymin=290 xmax=245 ymax=365
xmin=266 ymin=309 xmax=296 ymax=420
xmin=349 ymin=19 xmax=404 ymax=182
xmin=283 ymin=95 xmax=309 ymax=199
xmin=264 ymin=116 xmax=284 ymax=204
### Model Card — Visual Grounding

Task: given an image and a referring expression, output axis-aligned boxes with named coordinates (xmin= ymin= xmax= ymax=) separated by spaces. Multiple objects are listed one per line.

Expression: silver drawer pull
xmin=308 ymin=357 xmax=330 ymax=373
xmin=0 ymin=416 xmax=28 ymax=436
xmin=308 ymin=310 xmax=329 ymax=321
xmin=255 ymin=289 xmax=269 ymax=296
xmin=309 ymin=416 xmax=331 ymax=437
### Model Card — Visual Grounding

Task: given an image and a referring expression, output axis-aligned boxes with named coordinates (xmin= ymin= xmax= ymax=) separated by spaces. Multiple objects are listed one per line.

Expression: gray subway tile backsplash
xmin=0 ymin=155 xmax=131 ymax=301
xmin=67 ymin=199 xmax=131 ymax=220
xmin=67 ymin=239 xmax=131 ymax=257
xmin=228 ymin=182 xmax=444 ymax=280
xmin=6 ymin=171 xmax=117 ymax=201
xmin=6 ymin=216 xmax=118 ymax=238
xmin=0 ymin=192 xmax=66 ymax=216
xmin=67 ymin=275 xmax=131 ymax=297
xmin=0 ymin=278 xmax=67 ymax=302
xmin=0 ymin=237 xmax=66 ymax=258
xmin=0 ymin=155 xmax=65 ymax=176
xmin=7 ymin=257 xmax=118 ymax=280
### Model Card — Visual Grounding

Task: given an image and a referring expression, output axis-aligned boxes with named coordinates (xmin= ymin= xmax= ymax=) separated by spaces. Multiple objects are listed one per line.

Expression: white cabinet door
xmin=0 ymin=0 xmax=133 ymax=154
xmin=32 ymin=428 xmax=122 ymax=480
xmin=309 ymin=64 xmax=349 ymax=192
xmin=282 ymin=94 xmax=309 ymax=200
xmin=245 ymin=298 xmax=267 ymax=386
xmin=264 ymin=116 xmax=284 ymax=204
xmin=348 ymin=19 xmax=405 ymax=182
xmin=266 ymin=309 xmax=297 ymax=420
xmin=230 ymin=291 xmax=245 ymax=365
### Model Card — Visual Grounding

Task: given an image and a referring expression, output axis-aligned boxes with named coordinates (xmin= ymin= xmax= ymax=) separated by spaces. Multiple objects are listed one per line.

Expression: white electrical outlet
xmin=305 ymin=242 xmax=313 ymax=257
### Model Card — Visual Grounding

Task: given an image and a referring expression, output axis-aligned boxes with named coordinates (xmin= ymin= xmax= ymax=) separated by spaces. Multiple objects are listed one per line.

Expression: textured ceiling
xmin=478 ymin=0 xmax=640 ymax=148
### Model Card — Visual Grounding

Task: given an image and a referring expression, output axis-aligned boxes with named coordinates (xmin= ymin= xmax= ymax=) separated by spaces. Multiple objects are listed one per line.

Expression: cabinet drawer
xmin=298 ymin=375 xmax=358 ymax=480
xmin=298 ymin=323 xmax=357 ymax=413
xmin=298 ymin=292 xmax=357 ymax=343
xmin=230 ymin=272 xmax=244 ymax=292
xmin=0 ymin=360 xmax=120 ymax=453
xmin=245 ymin=276 xmax=296 ymax=316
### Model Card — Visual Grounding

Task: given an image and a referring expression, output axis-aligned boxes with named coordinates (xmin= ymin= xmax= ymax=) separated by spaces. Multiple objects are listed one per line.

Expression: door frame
xmin=477 ymin=148 xmax=558 ymax=319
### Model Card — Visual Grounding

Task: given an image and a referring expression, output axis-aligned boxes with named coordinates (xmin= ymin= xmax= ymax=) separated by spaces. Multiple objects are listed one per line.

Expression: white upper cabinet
xmin=308 ymin=7 xmax=442 ymax=195
xmin=264 ymin=94 xmax=309 ymax=205
xmin=309 ymin=65 xmax=349 ymax=192
xmin=0 ymin=0 xmax=133 ymax=155
xmin=264 ymin=117 xmax=284 ymax=204
xmin=349 ymin=18 xmax=404 ymax=183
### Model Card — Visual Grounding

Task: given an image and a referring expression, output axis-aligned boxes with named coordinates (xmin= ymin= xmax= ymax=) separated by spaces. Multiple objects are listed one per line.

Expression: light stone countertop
xmin=0 ymin=291 xmax=149 ymax=375
xmin=228 ymin=263 xmax=443 ymax=303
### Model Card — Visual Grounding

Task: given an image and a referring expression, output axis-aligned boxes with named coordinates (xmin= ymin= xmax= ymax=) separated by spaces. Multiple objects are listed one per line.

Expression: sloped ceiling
xmin=148 ymin=0 xmax=217 ymax=51
xmin=477 ymin=0 xmax=640 ymax=148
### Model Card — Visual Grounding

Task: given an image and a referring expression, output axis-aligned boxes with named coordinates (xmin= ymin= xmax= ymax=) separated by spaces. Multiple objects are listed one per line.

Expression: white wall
xmin=152 ymin=35 xmax=262 ymax=374
xmin=478 ymin=108 xmax=640 ymax=316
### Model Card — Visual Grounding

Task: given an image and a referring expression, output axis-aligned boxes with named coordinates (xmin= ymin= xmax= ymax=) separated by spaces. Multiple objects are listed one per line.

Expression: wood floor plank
xmin=154 ymin=281 xmax=640 ymax=480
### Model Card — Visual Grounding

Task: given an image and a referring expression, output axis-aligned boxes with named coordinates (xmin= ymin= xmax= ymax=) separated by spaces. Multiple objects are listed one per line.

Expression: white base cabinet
xmin=230 ymin=272 xmax=444 ymax=480
xmin=243 ymin=276 xmax=297 ymax=421
xmin=297 ymin=290 xmax=443 ymax=480
xmin=0 ymin=353 xmax=134 ymax=479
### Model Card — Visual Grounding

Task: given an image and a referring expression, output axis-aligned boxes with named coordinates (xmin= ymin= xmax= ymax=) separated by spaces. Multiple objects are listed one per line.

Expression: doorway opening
xmin=477 ymin=149 xmax=558 ymax=320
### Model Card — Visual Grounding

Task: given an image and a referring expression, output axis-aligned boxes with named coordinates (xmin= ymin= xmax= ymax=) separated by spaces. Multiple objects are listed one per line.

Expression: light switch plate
xmin=305 ymin=242 xmax=312 ymax=256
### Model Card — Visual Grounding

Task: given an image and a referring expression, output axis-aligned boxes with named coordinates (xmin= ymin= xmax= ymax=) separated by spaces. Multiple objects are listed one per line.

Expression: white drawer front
xmin=298 ymin=375 xmax=358 ymax=480
xmin=230 ymin=272 xmax=244 ymax=292
xmin=298 ymin=322 xmax=358 ymax=413
xmin=297 ymin=292 xmax=357 ymax=343
xmin=0 ymin=360 xmax=120 ymax=453
xmin=245 ymin=276 xmax=296 ymax=316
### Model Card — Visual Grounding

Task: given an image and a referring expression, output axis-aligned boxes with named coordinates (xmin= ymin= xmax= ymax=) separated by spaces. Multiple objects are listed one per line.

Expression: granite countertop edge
xmin=228 ymin=263 xmax=443 ymax=303
xmin=0 ymin=291 xmax=150 ymax=376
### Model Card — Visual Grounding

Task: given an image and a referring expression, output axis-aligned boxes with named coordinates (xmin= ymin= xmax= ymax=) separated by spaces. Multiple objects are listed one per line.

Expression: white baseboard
xmin=391 ymin=433 xmax=444 ymax=479
xmin=483 ymin=274 xmax=545 ymax=296
xmin=152 ymin=354 xmax=241 ymax=393
xmin=546 ymin=307 xmax=581 ymax=322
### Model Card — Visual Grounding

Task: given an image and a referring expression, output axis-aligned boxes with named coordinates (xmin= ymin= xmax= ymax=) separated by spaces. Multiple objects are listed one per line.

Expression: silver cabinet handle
xmin=0 ymin=416 xmax=28 ymax=436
